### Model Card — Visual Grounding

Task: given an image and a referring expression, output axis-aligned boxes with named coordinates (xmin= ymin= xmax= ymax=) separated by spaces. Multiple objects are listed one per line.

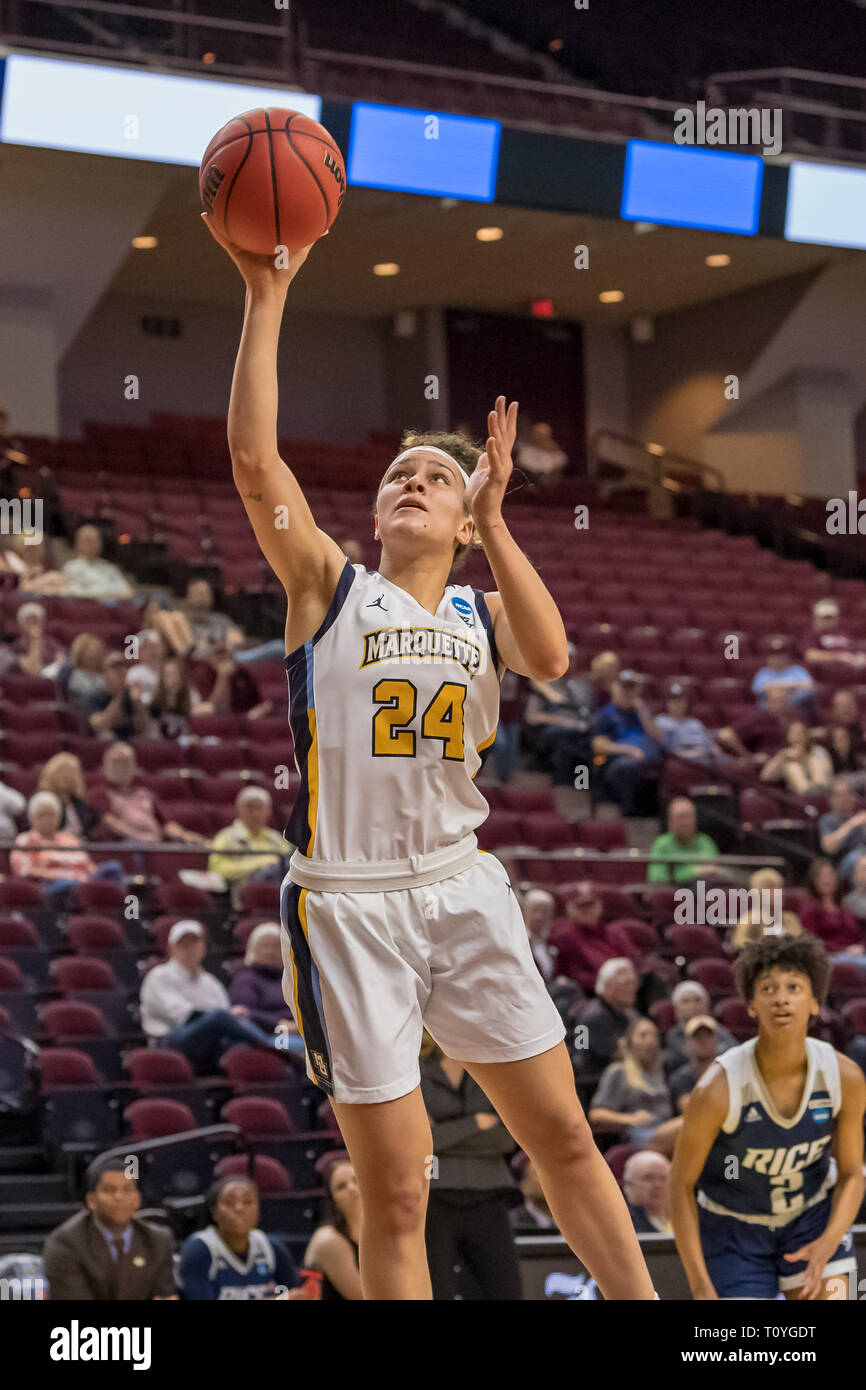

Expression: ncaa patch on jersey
xmin=450 ymin=596 xmax=474 ymax=626
xmin=809 ymin=1097 xmax=831 ymax=1123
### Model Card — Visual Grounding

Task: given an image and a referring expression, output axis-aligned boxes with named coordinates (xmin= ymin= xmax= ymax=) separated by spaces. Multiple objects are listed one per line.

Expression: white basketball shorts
xmin=279 ymin=849 xmax=565 ymax=1104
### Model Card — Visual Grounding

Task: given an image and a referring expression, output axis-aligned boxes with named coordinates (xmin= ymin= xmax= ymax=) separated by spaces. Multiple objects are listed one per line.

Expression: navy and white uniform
xmin=177 ymin=1226 xmax=299 ymax=1300
xmin=696 ymin=1037 xmax=856 ymax=1298
xmin=279 ymin=560 xmax=564 ymax=1103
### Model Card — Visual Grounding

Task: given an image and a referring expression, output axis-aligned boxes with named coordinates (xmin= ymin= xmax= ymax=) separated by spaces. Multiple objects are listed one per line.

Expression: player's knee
xmin=528 ymin=1112 xmax=595 ymax=1170
xmin=365 ymin=1177 xmax=427 ymax=1238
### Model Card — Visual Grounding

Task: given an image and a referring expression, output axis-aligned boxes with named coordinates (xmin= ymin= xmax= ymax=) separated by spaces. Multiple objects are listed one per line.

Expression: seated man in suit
xmin=43 ymin=1157 xmax=176 ymax=1300
xmin=622 ymin=1150 xmax=673 ymax=1234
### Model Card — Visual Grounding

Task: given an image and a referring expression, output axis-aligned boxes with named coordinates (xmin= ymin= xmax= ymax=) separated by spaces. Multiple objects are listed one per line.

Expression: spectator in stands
xmin=592 ymin=671 xmax=661 ymax=816
xmin=229 ymin=922 xmax=301 ymax=1044
xmin=728 ymin=685 xmax=791 ymax=764
xmin=800 ymin=859 xmax=866 ymax=965
xmin=730 ymin=867 xmax=803 ymax=949
xmin=573 ymin=957 xmax=639 ymax=1075
xmin=148 ymin=655 xmax=204 ymax=738
xmin=819 ymin=776 xmax=866 ymax=883
xmin=622 ymin=1151 xmax=672 ymax=1234
xmin=491 ymin=667 xmax=529 ymax=782
xmin=0 ymin=535 xmax=65 ymax=594
xmin=589 ymin=651 xmax=620 ymax=708
xmin=88 ymin=652 xmax=150 ymax=741
xmin=64 ymin=634 xmax=107 ymax=709
xmin=140 ymin=920 xmax=290 ymax=1069
xmin=0 ymin=778 xmax=25 ymax=839
xmin=177 ymin=1175 xmax=305 ymax=1300
xmin=182 ymin=578 xmax=242 ymax=658
xmin=647 ymin=797 xmax=721 ymax=884
xmin=664 ymin=982 xmax=737 ymax=1074
xmin=420 ymin=1032 xmax=521 ymax=1301
xmin=803 ymin=598 xmax=864 ymax=670
xmin=752 ymin=635 xmax=815 ymax=711
xmin=588 ymin=1018 xmax=679 ymax=1152
xmin=124 ymin=629 xmax=166 ymax=707
xmin=843 ymin=854 xmax=866 ymax=922
xmin=813 ymin=688 xmax=863 ymax=747
xmin=95 ymin=741 xmax=205 ymax=846
xmin=649 ymin=681 xmax=727 ymax=764
xmin=190 ymin=638 xmax=271 ymax=720
xmin=524 ymin=641 xmax=595 ymax=785
xmin=11 ymin=792 xmax=122 ymax=899
xmin=304 ymin=1153 xmax=362 ymax=1301
xmin=43 ymin=1156 xmax=175 ymax=1301
xmin=759 ymin=720 xmax=833 ymax=796
xmin=668 ymin=1016 xmax=725 ymax=1113
xmin=61 ymin=524 xmax=133 ymax=599
xmin=517 ymin=422 xmax=567 ymax=485
xmin=521 ymin=888 xmax=558 ymax=984
xmin=14 ymin=601 xmax=64 ymax=677
xmin=208 ymin=788 xmax=290 ymax=908
xmin=510 ymin=1154 xmax=556 ymax=1231
xmin=38 ymin=753 xmax=99 ymax=839
xmin=550 ymin=882 xmax=638 ymax=992
xmin=825 ymin=723 xmax=863 ymax=778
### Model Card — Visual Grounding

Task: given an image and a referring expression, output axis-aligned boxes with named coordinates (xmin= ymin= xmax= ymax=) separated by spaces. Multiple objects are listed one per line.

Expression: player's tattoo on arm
xmin=242 ymin=489 xmax=264 ymax=502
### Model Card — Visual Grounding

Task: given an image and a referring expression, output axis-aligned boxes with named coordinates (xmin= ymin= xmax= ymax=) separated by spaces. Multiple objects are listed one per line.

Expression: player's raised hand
xmin=464 ymin=396 xmax=518 ymax=528
xmin=200 ymin=211 xmax=323 ymax=291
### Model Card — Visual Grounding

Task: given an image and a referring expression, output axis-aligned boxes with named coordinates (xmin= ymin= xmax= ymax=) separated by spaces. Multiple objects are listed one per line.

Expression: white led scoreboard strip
xmin=0 ymin=53 xmax=321 ymax=165
xmin=784 ymin=159 xmax=866 ymax=252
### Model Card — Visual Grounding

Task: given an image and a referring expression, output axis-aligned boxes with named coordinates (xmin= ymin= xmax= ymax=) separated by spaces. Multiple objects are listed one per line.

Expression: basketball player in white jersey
xmin=203 ymin=213 xmax=656 ymax=1301
xmin=672 ymin=934 xmax=864 ymax=1300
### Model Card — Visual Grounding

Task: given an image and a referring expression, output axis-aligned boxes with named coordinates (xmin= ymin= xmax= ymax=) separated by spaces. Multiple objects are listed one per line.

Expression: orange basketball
xmin=199 ymin=108 xmax=346 ymax=255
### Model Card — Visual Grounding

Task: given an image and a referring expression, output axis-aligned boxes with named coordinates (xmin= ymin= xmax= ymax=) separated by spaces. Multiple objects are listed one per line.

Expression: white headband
xmin=389 ymin=445 xmax=471 ymax=486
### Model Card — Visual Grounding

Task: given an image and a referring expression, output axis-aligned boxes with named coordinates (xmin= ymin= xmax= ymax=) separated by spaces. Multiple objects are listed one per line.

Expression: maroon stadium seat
xmin=0 ymin=956 xmax=23 ymax=988
xmin=649 ymin=998 xmax=676 ymax=1033
xmin=40 ymin=1000 xmax=109 ymax=1038
xmin=829 ymin=962 xmax=866 ymax=1000
xmin=665 ymin=924 xmax=727 ymax=961
xmin=124 ymin=1098 xmax=196 ymax=1140
xmin=125 ymin=1049 xmax=195 ymax=1085
xmin=714 ymin=997 xmax=756 ymax=1042
xmin=221 ymin=1045 xmax=290 ymax=1085
xmin=67 ymin=916 xmax=127 ymax=951
xmin=50 ymin=957 xmax=118 ymax=991
xmin=604 ymin=1143 xmax=639 ymax=1187
xmin=73 ymin=880 xmax=127 ymax=913
xmin=687 ymin=959 xmax=735 ymax=999
xmin=222 ymin=1096 xmax=295 ymax=1136
xmin=39 ymin=1048 xmax=104 ymax=1086
xmin=216 ymin=1154 xmax=293 ymax=1193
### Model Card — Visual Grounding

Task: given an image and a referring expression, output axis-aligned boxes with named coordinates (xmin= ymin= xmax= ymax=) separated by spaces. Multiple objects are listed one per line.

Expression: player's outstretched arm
xmin=201 ymin=214 xmax=345 ymax=608
xmin=670 ymin=1064 xmax=729 ymax=1300
xmin=472 ymin=397 xmax=569 ymax=682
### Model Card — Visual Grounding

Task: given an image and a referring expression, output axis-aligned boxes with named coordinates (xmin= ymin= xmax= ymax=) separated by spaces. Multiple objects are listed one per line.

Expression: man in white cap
xmin=803 ymin=598 xmax=864 ymax=669
xmin=140 ymin=920 xmax=289 ymax=1071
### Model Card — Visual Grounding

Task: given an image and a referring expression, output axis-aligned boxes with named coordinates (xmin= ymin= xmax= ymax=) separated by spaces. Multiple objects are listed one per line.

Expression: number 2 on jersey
xmin=372 ymin=679 xmax=466 ymax=760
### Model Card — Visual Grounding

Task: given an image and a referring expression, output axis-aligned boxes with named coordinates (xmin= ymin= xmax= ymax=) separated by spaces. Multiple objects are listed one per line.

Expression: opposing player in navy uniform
xmin=672 ymin=934 xmax=865 ymax=1299
xmin=203 ymin=214 xmax=657 ymax=1300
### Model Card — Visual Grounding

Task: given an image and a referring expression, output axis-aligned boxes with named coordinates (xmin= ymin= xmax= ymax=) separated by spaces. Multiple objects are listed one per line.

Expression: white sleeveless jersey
xmin=284 ymin=559 xmax=502 ymax=867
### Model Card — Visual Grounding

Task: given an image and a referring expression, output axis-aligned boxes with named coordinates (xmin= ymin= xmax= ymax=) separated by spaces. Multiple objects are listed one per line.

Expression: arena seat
xmin=124 ymin=1097 xmax=197 ymax=1140
xmin=714 ymin=997 xmax=756 ymax=1042
xmin=217 ymin=1153 xmax=293 ymax=1194
xmin=686 ymin=959 xmax=736 ymax=999
xmin=50 ymin=956 xmax=119 ymax=991
xmin=664 ymin=924 xmax=727 ymax=961
xmin=222 ymin=1096 xmax=295 ymax=1136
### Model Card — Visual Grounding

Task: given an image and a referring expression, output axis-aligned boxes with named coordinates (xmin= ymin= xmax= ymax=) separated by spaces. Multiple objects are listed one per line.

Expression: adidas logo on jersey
xmin=745 ymin=1106 xmax=762 ymax=1122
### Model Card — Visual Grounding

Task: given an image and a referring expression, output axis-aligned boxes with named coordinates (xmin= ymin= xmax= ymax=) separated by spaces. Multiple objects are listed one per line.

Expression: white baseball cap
xmin=168 ymin=920 xmax=204 ymax=946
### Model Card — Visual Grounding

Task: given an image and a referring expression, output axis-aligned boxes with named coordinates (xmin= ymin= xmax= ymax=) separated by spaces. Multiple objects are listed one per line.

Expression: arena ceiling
xmin=107 ymin=154 xmax=848 ymax=325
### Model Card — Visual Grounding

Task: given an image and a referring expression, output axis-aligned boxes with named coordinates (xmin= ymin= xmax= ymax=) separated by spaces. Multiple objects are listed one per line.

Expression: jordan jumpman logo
xmin=367 ymin=595 xmax=388 ymax=611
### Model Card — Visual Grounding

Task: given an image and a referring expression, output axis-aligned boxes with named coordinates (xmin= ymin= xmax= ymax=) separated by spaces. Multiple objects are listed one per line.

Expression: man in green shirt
xmin=647 ymin=797 xmax=720 ymax=884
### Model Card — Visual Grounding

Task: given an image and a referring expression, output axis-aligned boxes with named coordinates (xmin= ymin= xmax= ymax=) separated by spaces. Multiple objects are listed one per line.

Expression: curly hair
xmin=373 ymin=430 xmax=486 ymax=575
xmin=733 ymin=932 xmax=830 ymax=1005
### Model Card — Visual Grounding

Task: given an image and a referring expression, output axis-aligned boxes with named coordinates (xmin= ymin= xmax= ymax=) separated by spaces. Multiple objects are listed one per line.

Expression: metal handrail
xmin=590 ymin=429 xmax=725 ymax=494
